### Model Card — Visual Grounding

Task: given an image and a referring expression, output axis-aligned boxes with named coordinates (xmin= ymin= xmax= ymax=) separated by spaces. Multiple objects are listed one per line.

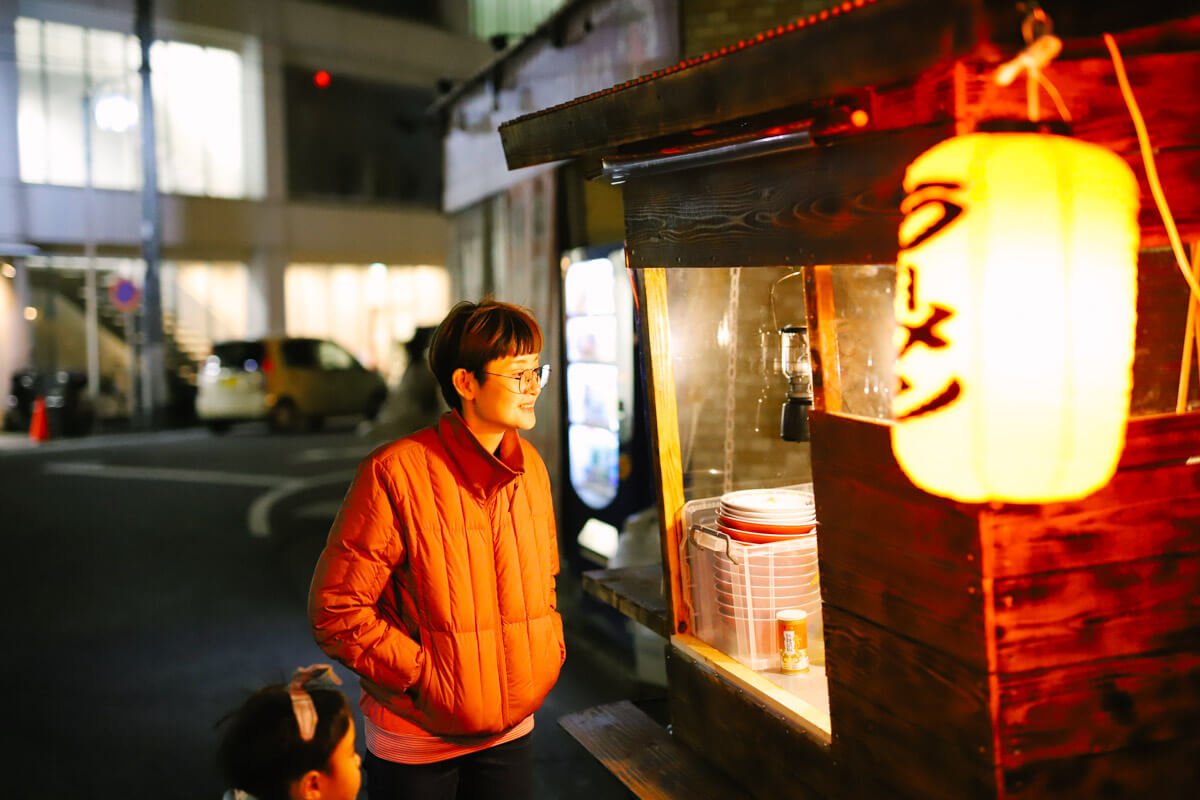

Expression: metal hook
xmin=1021 ymin=5 xmax=1053 ymax=44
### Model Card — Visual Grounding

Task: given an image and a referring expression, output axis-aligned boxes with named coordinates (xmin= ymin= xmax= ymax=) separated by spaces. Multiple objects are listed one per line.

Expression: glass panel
xmin=281 ymin=339 xmax=318 ymax=368
xmin=152 ymin=41 xmax=207 ymax=196
xmin=286 ymin=264 xmax=451 ymax=381
xmin=656 ymin=267 xmax=827 ymax=717
xmin=829 ymin=264 xmax=896 ymax=420
xmin=564 ymin=257 xmax=616 ymax=316
xmin=43 ymin=22 xmax=87 ymax=186
xmin=319 ymin=341 xmax=356 ymax=370
xmin=568 ymin=424 xmax=620 ymax=508
xmin=86 ymin=29 xmax=140 ymax=190
xmin=16 ymin=18 xmax=246 ymax=197
xmin=659 ymin=267 xmax=810 ymax=502
xmin=16 ymin=19 xmax=48 ymax=184
xmin=807 ymin=253 xmax=1193 ymax=421
xmin=565 ymin=316 xmax=618 ymax=364
xmin=566 ymin=362 xmax=619 ymax=431
xmin=212 ymin=341 xmax=265 ymax=371
xmin=200 ymin=47 xmax=245 ymax=198
xmin=170 ymin=261 xmax=249 ymax=343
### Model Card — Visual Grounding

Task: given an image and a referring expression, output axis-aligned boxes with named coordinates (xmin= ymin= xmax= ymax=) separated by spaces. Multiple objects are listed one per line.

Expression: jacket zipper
xmin=488 ymin=487 xmax=511 ymax=727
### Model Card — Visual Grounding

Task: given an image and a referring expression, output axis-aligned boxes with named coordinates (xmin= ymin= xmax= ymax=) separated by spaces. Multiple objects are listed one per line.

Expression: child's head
xmin=218 ymin=665 xmax=361 ymax=800
xmin=428 ymin=298 xmax=543 ymax=413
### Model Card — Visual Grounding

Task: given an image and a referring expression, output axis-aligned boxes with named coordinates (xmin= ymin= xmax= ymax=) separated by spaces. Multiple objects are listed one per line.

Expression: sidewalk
xmin=0 ymin=426 xmax=211 ymax=454
xmin=0 ymin=430 xmax=34 ymax=450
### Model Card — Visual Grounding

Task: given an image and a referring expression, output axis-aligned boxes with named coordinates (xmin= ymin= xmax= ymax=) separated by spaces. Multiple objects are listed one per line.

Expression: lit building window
xmin=469 ymin=0 xmax=568 ymax=40
xmin=15 ymin=16 xmax=253 ymax=198
xmin=285 ymin=264 xmax=450 ymax=381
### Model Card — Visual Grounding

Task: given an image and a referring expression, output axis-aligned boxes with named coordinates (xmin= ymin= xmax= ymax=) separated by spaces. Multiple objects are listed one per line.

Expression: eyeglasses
xmin=482 ymin=364 xmax=552 ymax=394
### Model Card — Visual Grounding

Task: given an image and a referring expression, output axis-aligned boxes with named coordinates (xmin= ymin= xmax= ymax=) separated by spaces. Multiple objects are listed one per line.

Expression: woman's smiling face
xmin=457 ymin=351 xmax=543 ymax=439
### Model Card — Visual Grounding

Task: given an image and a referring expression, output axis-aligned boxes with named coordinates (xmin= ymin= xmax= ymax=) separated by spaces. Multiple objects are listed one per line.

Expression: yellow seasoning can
xmin=777 ymin=608 xmax=810 ymax=674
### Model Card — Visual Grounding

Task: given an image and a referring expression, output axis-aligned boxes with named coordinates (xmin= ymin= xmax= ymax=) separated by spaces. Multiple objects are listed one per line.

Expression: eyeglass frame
xmin=481 ymin=364 xmax=552 ymax=394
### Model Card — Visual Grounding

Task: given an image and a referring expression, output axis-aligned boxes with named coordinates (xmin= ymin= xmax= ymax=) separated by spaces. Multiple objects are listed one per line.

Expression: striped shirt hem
xmin=364 ymin=714 xmax=535 ymax=765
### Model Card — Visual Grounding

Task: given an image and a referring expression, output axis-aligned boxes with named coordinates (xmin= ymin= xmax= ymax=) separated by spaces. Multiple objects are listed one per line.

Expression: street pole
xmin=82 ymin=93 xmax=101 ymax=425
xmin=136 ymin=0 xmax=165 ymax=428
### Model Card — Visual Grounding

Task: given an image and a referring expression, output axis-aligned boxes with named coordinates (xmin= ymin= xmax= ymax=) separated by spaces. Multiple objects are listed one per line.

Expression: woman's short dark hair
xmin=428 ymin=299 xmax=543 ymax=412
xmin=217 ymin=685 xmax=351 ymax=800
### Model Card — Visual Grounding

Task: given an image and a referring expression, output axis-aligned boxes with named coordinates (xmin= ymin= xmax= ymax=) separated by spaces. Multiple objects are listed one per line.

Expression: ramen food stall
xmin=499 ymin=2 xmax=1200 ymax=797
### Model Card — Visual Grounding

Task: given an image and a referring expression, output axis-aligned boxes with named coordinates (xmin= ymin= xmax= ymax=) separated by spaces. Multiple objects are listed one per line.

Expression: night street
xmin=0 ymin=423 xmax=655 ymax=798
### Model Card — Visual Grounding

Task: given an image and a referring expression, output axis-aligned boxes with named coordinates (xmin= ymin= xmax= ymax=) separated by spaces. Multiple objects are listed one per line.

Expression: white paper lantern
xmin=891 ymin=133 xmax=1139 ymax=503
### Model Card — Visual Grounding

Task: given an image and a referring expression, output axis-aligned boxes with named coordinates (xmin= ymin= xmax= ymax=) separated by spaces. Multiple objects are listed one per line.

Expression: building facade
xmin=0 ymin=0 xmax=493 ymax=422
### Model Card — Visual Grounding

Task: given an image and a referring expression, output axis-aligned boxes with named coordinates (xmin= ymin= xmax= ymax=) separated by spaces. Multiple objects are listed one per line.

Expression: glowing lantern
xmin=891 ymin=133 xmax=1139 ymax=503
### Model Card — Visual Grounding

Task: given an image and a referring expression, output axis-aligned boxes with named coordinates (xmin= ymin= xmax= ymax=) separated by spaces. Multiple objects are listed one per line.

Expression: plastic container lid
xmin=776 ymin=608 xmax=809 ymax=622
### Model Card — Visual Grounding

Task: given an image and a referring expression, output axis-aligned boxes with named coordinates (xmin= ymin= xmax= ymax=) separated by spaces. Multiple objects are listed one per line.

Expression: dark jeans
xmin=364 ymin=733 xmax=534 ymax=800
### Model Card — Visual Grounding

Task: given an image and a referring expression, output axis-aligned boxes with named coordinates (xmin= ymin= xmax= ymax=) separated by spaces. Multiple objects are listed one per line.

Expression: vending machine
xmin=560 ymin=246 xmax=654 ymax=574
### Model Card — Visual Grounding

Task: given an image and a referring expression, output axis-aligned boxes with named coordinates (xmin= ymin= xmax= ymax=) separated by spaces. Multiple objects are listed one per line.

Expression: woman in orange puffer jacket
xmin=309 ymin=299 xmax=564 ymax=800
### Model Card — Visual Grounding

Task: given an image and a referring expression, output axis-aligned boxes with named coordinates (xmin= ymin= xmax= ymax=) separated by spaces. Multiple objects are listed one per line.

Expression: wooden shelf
xmin=581 ymin=564 xmax=671 ymax=638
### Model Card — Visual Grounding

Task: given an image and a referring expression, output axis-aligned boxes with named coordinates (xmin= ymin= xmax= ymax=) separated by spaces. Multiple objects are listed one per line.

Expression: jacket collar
xmin=436 ymin=410 xmax=525 ymax=499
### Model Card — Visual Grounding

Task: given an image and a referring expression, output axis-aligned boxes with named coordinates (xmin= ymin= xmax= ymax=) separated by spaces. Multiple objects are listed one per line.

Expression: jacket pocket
xmin=409 ymin=632 xmax=489 ymax=734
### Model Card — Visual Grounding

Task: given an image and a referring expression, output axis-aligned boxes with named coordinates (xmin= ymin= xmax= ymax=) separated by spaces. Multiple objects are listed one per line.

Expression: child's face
xmin=321 ymin=718 xmax=363 ymax=800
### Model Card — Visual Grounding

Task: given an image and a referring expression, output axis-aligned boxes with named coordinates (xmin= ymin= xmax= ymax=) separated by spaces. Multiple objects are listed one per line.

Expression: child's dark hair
xmin=217 ymin=682 xmax=351 ymax=800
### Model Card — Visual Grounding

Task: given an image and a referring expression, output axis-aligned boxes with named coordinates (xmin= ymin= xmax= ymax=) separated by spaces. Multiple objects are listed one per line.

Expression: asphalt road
xmin=0 ymin=421 xmax=659 ymax=799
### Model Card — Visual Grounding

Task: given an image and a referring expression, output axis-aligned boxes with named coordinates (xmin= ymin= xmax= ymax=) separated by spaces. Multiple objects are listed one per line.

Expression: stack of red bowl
xmin=716 ymin=488 xmax=816 ymax=544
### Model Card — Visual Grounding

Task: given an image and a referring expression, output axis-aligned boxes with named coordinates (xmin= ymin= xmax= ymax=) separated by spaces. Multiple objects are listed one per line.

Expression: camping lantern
xmin=891 ymin=133 xmax=1140 ymax=503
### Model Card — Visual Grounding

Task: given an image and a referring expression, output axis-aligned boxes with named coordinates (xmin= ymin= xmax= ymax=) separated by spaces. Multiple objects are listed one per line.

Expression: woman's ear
xmin=451 ymin=367 xmax=476 ymax=402
xmin=291 ymin=770 xmax=322 ymax=800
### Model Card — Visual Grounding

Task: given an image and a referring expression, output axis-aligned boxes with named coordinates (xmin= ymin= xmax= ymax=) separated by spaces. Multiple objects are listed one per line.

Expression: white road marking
xmin=246 ymin=470 xmax=353 ymax=538
xmin=40 ymin=459 xmax=353 ymax=539
xmin=44 ymin=461 xmax=289 ymax=487
xmin=0 ymin=428 xmax=210 ymax=456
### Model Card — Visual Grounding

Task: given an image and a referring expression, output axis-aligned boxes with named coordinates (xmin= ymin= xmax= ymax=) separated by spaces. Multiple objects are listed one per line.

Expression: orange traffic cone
xmin=29 ymin=397 xmax=49 ymax=443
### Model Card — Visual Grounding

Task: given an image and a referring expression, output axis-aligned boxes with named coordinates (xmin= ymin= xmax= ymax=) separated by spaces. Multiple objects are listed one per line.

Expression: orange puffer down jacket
xmin=309 ymin=411 xmax=564 ymax=736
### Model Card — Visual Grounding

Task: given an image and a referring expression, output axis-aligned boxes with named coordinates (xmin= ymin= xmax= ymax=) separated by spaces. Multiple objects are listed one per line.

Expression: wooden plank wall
xmin=810 ymin=409 xmax=1200 ymax=799
xmin=981 ymin=412 xmax=1200 ymax=797
xmin=957 ymin=47 xmax=1200 ymax=247
xmin=666 ymin=646 xmax=831 ymax=800
xmin=621 ymin=126 xmax=952 ymax=270
xmin=808 ymin=410 xmax=997 ymax=800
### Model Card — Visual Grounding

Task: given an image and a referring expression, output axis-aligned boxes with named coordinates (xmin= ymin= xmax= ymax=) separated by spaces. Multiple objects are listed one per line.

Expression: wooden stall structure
xmin=500 ymin=1 xmax=1200 ymax=797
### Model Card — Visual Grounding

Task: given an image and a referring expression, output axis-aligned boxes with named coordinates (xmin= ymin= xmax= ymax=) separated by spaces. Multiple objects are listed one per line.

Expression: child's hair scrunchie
xmin=287 ymin=663 xmax=343 ymax=741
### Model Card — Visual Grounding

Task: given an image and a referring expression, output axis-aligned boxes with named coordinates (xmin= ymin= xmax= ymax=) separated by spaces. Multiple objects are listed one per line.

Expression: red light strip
xmin=535 ymin=0 xmax=885 ymax=115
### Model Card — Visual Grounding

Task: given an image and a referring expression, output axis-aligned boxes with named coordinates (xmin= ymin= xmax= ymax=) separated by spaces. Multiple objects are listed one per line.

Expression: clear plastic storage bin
xmin=683 ymin=496 xmax=824 ymax=670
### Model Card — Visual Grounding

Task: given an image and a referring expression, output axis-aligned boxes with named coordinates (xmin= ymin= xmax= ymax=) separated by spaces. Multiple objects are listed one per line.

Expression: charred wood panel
xmin=622 ymin=127 xmax=952 ymax=269
xmin=997 ymin=651 xmax=1200 ymax=769
xmin=1133 ymin=250 xmax=1200 ymax=416
xmin=666 ymin=646 xmax=831 ymax=800
xmin=1001 ymin=734 xmax=1200 ymax=799
xmin=810 ymin=410 xmax=987 ymax=667
xmin=991 ymin=552 xmax=1200 ymax=673
xmin=499 ymin=0 xmax=977 ymax=170
xmin=823 ymin=605 xmax=994 ymax=763
xmin=981 ymin=464 xmax=1200 ymax=579
xmin=1118 ymin=410 xmax=1200 ymax=468
xmin=828 ymin=677 xmax=997 ymax=800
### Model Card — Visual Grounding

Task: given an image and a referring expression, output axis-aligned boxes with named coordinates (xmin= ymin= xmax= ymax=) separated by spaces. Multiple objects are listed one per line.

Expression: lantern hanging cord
xmin=993 ymin=8 xmax=1071 ymax=124
xmin=1104 ymin=33 xmax=1200 ymax=303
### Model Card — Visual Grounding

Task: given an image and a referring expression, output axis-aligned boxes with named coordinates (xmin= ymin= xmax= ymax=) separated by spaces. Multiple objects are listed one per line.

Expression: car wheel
xmin=206 ymin=420 xmax=232 ymax=435
xmin=269 ymin=398 xmax=299 ymax=433
xmin=365 ymin=389 xmax=387 ymax=421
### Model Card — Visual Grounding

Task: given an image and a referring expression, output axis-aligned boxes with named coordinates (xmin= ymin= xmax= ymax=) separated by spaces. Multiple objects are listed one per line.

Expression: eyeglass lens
xmin=520 ymin=365 xmax=550 ymax=392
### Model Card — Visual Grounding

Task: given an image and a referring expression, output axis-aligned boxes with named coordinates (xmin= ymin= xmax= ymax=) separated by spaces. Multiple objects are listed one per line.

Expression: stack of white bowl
xmin=711 ymin=488 xmax=823 ymax=668
xmin=716 ymin=488 xmax=816 ymax=544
